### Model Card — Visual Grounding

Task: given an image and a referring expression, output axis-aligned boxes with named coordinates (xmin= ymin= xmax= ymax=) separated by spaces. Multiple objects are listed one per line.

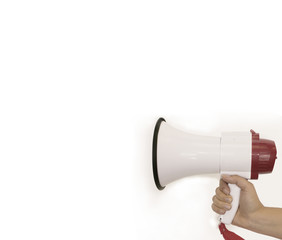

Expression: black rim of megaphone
xmin=152 ymin=117 xmax=166 ymax=190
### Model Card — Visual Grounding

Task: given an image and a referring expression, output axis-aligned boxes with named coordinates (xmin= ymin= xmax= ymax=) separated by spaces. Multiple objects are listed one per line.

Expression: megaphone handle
xmin=220 ymin=183 xmax=241 ymax=225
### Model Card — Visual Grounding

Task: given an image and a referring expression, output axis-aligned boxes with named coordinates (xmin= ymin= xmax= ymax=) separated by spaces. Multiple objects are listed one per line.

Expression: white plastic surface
xmin=220 ymin=132 xmax=252 ymax=179
xmin=220 ymin=183 xmax=241 ymax=224
xmin=220 ymin=132 xmax=252 ymax=224
xmin=157 ymin=122 xmax=221 ymax=186
xmin=157 ymin=123 xmax=253 ymax=225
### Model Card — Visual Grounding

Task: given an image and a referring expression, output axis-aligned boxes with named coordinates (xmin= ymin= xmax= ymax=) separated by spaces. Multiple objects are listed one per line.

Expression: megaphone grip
xmin=220 ymin=184 xmax=241 ymax=225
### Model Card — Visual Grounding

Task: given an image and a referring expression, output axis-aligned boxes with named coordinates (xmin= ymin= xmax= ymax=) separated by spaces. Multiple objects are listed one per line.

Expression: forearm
xmin=245 ymin=207 xmax=282 ymax=239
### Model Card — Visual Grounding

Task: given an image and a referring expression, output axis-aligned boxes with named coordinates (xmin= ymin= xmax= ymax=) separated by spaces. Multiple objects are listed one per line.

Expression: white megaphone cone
xmin=152 ymin=118 xmax=277 ymax=225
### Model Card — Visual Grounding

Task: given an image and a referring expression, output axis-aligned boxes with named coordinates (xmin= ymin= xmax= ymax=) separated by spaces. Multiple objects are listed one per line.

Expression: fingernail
xmin=225 ymin=204 xmax=231 ymax=210
xmin=220 ymin=209 xmax=226 ymax=214
xmin=226 ymin=197 xmax=232 ymax=203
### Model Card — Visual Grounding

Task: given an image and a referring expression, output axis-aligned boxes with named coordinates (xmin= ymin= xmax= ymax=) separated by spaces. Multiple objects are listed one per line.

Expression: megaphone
xmin=152 ymin=118 xmax=277 ymax=225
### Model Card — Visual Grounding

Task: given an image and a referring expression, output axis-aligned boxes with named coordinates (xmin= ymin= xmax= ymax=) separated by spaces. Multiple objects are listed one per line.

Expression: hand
xmin=212 ymin=175 xmax=264 ymax=228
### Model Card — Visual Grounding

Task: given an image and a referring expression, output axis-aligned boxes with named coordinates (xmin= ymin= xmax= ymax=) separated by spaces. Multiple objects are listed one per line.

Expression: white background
xmin=1 ymin=0 xmax=282 ymax=239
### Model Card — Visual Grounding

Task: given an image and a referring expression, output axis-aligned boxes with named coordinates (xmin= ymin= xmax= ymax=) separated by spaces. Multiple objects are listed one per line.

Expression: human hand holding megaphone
xmin=213 ymin=175 xmax=282 ymax=239
xmin=152 ymin=118 xmax=278 ymax=239
xmin=212 ymin=175 xmax=263 ymax=227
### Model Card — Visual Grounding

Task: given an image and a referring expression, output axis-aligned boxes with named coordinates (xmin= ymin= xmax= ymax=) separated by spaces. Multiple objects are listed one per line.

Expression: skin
xmin=212 ymin=175 xmax=282 ymax=239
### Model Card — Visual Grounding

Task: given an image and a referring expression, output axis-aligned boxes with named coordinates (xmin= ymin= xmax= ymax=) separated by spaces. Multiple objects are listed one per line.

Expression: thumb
xmin=221 ymin=175 xmax=249 ymax=191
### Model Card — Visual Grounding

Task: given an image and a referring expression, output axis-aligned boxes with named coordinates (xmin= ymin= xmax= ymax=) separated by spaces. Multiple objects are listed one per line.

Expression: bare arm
xmin=246 ymin=207 xmax=282 ymax=239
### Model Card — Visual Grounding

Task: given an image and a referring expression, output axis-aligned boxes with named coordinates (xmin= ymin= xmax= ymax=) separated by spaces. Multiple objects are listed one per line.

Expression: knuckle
xmin=211 ymin=204 xmax=218 ymax=213
xmin=212 ymin=204 xmax=225 ymax=215
xmin=216 ymin=187 xmax=221 ymax=195
xmin=216 ymin=188 xmax=225 ymax=200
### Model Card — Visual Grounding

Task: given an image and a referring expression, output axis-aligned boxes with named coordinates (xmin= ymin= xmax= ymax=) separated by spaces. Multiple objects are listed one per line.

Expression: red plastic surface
xmin=251 ymin=130 xmax=277 ymax=179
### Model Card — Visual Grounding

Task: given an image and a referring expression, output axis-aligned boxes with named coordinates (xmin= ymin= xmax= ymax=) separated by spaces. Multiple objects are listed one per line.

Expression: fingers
xmin=221 ymin=175 xmax=250 ymax=191
xmin=219 ymin=178 xmax=230 ymax=195
xmin=211 ymin=188 xmax=233 ymax=214
xmin=211 ymin=178 xmax=233 ymax=215
xmin=215 ymin=187 xmax=233 ymax=203
xmin=211 ymin=175 xmax=253 ymax=215
xmin=212 ymin=203 xmax=227 ymax=215
xmin=212 ymin=194 xmax=232 ymax=209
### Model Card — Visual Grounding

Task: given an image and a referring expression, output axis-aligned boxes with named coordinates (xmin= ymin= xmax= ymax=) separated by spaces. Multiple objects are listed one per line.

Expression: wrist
xmin=240 ymin=207 xmax=282 ymax=239
xmin=247 ymin=205 xmax=266 ymax=231
xmin=233 ymin=205 xmax=265 ymax=230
